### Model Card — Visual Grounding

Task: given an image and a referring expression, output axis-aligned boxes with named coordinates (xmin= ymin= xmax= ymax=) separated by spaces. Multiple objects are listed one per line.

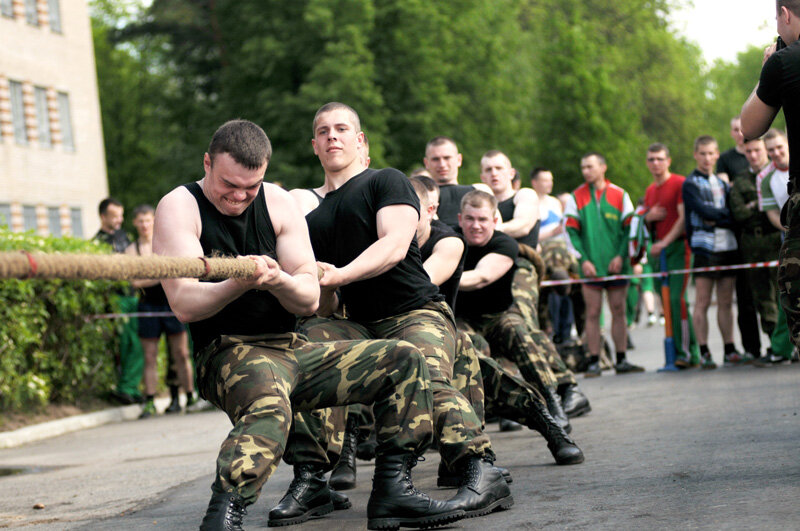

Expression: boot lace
xmin=225 ymin=495 xmax=247 ymax=529
xmin=402 ymin=455 xmax=429 ymax=498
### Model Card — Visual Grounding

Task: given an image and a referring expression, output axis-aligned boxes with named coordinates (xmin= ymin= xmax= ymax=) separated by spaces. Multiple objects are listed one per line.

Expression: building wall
xmin=0 ymin=0 xmax=108 ymax=237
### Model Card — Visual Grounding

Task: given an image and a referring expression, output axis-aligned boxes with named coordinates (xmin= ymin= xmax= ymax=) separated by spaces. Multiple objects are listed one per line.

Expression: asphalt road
xmin=1 ymin=312 xmax=799 ymax=530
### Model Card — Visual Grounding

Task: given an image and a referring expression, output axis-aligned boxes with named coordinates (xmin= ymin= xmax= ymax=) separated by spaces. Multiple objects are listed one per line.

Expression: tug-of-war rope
xmin=0 ymin=251 xmax=256 ymax=281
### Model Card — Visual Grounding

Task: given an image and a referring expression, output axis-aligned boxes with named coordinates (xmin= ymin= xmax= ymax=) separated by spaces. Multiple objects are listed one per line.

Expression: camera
xmin=777 ymin=36 xmax=787 ymax=50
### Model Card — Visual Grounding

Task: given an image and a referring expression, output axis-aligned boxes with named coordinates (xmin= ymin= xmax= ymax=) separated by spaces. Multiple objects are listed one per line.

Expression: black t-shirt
xmin=419 ymin=219 xmax=466 ymax=311
xmin=306 ymin=168 xmax=442 ymax=322
xmin=455 ymin=230 xmax=518 ymax=320
xmin=437 ymin=184 xmax=475 ymax=229
xmin=758 ymin=38 xmax=800 ymax=188
xmin=94 ymin=229 xmax=131 ymax=254
xmin=716 ymin=148 xmax=749 ymax=180
xmin=497 ymin=194 xmax=540 ymax=248
xmin=183 ymin=182 xmax=296 ymax=354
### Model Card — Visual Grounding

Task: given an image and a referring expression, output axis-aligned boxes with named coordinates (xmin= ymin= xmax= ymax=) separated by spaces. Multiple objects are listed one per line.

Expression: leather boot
xmin=526 ymin=395 xmax=584 ymax=465
xmin=437 ymin=460 xmax=512 ymax=488
xmin=268 ymin=464 xmax=335 ymax=526
xmin=367 ymin=454 xmax=465 ymax=530
xmin=200 ymin=491 xmax=246 ymax=531
xmin=499 ymin=418 xmax=523 ymax=432
xmin=328 ymin=487 xmax=352 ymax=511
xmin=543 ymin=386 xmax=571 ymax=433
xmin=329 ymin=416 xmax=358 ymax=490
xmin=558 ymin=383 xmax=591 ymax=418
xmin=446 ymin=455 xmax=514 ymax=518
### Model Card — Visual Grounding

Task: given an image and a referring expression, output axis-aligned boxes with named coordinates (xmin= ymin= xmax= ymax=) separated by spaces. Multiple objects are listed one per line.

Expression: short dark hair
xmin=581 ymin=151 xmax=606 ymax=165
xmin=763 ymin=128 xmax=787 ymax=142
xmin=460 ymin=189 xmax=497 ymax=212
xmin=409 ymin=175 xmax=439 ymax=194
xmin=132 ymin=204 xmax=155 ymax=218
xmin=530 ymin=166 xmax=551 ymax=180
xmin=98 ymin=197 xmax=123 ymax=216
xmin=647 ymin=143 xmax=670 ymax=157
xmin=425 ymin=136 xmax=458 ymax=153
xmin=694 ymin=135 xmax=718 ymax=152
xmin=778 ymin=0 xmax=800 ymax=17
xmin=408 ymin=167 xmax=432 ymax=178
xmin=312 ymin=102 xmax=361 ymax=135
xmin=208 ymin=120 xmax=271 ymax=170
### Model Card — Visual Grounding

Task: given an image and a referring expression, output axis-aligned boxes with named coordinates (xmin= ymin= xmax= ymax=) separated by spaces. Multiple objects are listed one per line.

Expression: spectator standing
xmin=741 ymin=0 xmax=800 ymax=349
xmin=125 ymin=205 xmax=197 ymax=417
xmin=717 ymin=117 xmax=750 ymax=184
xmin=565 ymin=152 xmax=643 ymax=376
xmin=94 ymin=198 xmax=142 ymax=405
xmin=682 ymin=136 xmax=747 ymax=368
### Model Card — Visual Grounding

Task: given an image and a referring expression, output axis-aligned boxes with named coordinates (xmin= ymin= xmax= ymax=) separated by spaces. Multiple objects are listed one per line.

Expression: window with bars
xmin=9 ymin=81 xmax=28 ymax=145
xmin=70 ymin=207 xmax=83 ymax=238
xmin=1 ymin=0 xmax=13 ymax=18
xmin=0 ymin=204 xmax=11 ymax=228
xmin=23 ymin=205 xmax=37 ymax=232
xmin=47 ymin=0 xmax=61 ymax=32
xmin=47 ymin=207 xmax=61 ymax=237
xmin=24 ymin=0 xmax=37 ymax=25
xmin=57 ymin=92 xmax=74 ymax=151
xmin=35 ymin=87 xmax=52 ymax=148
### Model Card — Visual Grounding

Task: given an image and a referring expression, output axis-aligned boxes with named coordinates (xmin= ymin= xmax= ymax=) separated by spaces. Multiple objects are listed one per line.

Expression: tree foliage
xmin=91 ymin=0 xmax=774 ymax=208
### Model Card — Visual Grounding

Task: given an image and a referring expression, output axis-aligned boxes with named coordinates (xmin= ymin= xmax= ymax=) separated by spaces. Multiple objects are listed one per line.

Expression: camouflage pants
xmin=457 ymin=310 xmax=558 ymax=391
xmin=477 ymin=351 xmax=546 ymax=426
xmin=290 ymin=302 xmax=491 ymax=468
xmin=194 ymin=332 xmax=434 ymax=505
xmin=741 ymin=231 xmax=782 ymax=338
xmin=512 ymin=258 xmax=577 ymax=387
xmin=451 ymin=330 xmax=486 ymax=425
xmin=779 ymin=191 xmax=800 ymax=347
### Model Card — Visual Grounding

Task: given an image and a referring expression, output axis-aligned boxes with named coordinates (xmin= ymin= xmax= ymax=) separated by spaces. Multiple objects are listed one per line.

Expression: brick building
xmin=0 ymin=0 xmax=107 ymax=238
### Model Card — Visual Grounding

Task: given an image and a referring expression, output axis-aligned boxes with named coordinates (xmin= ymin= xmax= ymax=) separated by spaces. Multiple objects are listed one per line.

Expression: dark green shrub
xmin=0 ymin=229 xmax=126 ymax=411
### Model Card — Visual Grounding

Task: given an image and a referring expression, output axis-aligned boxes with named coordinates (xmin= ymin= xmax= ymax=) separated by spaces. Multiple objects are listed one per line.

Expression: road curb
xmin=0 ymin=397 xmax=172 ymax=449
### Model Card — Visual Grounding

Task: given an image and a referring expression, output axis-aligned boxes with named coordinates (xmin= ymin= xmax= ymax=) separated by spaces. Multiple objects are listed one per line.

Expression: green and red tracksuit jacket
xmin=565 ymin=179 xmax=634 ymax=278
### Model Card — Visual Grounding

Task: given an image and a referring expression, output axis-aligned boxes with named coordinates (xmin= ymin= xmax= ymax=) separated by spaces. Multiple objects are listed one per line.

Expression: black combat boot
xmin=329 ymin=416 xmax=358 ymax=490
xmin=446 ymin=454 xmax=514 ymax=518
xmin=200 ymin=491 xmax=246 ymax=531
xmin=526 ymin=396 xmax=584 ymax=465
xmin=367 ymin=454 xmax=465 ymax=530
xmin=543 ymin=386 xmax=571 ymax=433
xmin=558 ymin=383 xmax=591 ymax=418
xmin=436 ymin=460 xmax=512 ymax=488
xmin=328 ymin=487 xmax=352 ymax=511
xmin=268 ymin=464 xmax=335 ymax=526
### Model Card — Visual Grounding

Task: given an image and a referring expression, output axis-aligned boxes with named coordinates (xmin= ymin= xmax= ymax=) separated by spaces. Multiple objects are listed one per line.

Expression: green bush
xmin=0 ymin=229 xmax=126 ymax=411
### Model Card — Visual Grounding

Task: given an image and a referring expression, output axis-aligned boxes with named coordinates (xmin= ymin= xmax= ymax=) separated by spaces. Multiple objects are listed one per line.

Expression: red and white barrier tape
xmin=540 ymin=260 xmax=779 ymax=287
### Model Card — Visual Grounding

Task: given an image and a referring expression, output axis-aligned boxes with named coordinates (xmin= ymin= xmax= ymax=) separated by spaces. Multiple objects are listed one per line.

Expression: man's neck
xmin=494 ymin=186 xmax=515 ymax=202
xmin=589 ymin=177 xmax=608 ymax=191
xmin=734 ymin=144 xmax=745 ymax=154
xmin=751 ymin=161 xmax=769 ymax=173
xmin=100 ymin=226 xmax=115 ymax=235
xmin=323 ymin=162 xmax=367 ymax=191
xmin=652 ymin=172 xmax=670 ymax=186
xmin=437 ymin=176 xmax=459 ymax=186
xmin=417 ymin=224 xmax=432 ymax=248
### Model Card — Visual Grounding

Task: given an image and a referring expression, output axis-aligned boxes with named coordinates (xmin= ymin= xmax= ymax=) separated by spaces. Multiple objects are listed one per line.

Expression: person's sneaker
xmin=139 ymin=401 xmax=156 ymax=419
xmin=584 ymin=361 xmax=602 ymax=378
xmin=186 ymin=398 xmax=214 ymax=413
xmin=627 ymin=336 xmax=636 ymax=350
xmin=700 ymin=354 xmax=717 ymax=370
xmin=647 ymin=313 xmax=658 ymax=327
xmin=674 ymin=356 xmax=691 ymax=369
xmin=753 ymin=353 xmax=792 ymax=367
xmin=614 ymin=359 xmax=645 ymax=374
xmin=723 ymin=351 xmax=754 ymax=365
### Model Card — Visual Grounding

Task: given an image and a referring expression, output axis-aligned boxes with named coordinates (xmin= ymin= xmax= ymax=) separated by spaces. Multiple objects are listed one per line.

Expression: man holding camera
xmin=741 ymin=0 xmax=800 ymax=348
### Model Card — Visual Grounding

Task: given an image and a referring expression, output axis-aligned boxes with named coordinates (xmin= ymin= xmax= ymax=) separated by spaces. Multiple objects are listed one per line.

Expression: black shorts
xmin=138 ymin=301 xmax=185 ymax=338
xmin=584 ymin=279 xmax=629 ymax=290
xmin=692 ymin=250 xmax=738 ymax=279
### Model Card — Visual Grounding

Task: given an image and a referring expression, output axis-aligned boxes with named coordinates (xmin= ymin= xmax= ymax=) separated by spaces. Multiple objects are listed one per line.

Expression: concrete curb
xmin=0 ymin=397 xmax=174 ymax=450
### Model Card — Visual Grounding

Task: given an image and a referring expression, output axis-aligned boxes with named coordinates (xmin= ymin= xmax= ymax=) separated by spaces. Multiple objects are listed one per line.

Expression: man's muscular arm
xmin=741 ymin=44 xmax=781 ymax=140
xmin=318 ymin=204 xmax=418 ymax=289
xmin=460 ymin=253 xmax=513 ymax=291
xmin=423 ymin=237 xmax=464 ymax=286
xmin=497 ymin=188 xmax=539 ymax=239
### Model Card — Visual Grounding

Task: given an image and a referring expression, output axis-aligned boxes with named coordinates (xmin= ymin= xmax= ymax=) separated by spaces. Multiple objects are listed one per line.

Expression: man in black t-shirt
xmin=717 ymin=117 xmax=750 ymax=184
xmin=292 ymin=102 xmax=512 ymax=520
xmin=741 ymin=0 xmax=800 ymax=348
xmin=455 ymin=190 xmax=576 ymax=429
xmin=411 ymin=178 xmax=584 ymax=467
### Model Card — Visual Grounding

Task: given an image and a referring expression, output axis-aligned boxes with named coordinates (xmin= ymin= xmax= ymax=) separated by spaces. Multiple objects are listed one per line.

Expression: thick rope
xmin=0 ymin=252 xmax=257 ymax=281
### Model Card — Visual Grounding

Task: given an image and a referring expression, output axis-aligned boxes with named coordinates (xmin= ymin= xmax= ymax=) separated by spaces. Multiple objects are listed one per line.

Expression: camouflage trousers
xmin=779 ymin=191 xmax=800 ymax=347
xmin=288 ymin=302 xmax=491 ymax=469
xmin=193 ymin=332 xmax=434 ymax=505
xmin=512 ymin=258 xmax=577 ymax=387
xmin=741 ymin=231 xmax=782 ymax=338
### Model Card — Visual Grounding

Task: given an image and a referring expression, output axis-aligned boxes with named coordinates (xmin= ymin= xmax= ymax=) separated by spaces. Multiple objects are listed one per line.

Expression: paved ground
xmin=1 ymin=312 xmax=799 ymax=530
